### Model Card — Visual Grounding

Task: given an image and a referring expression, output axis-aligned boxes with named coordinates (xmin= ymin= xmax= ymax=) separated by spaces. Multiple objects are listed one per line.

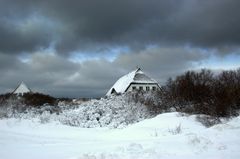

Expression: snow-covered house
xmin=12 ymin=82 xmax=31 ymax=95
xmin=106 ymin=68 xmax=160 ymax=96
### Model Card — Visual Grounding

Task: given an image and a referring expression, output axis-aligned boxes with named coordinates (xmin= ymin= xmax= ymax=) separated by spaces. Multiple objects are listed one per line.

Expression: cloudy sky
xmin=0 ymin=0 xmax=240 ymax=98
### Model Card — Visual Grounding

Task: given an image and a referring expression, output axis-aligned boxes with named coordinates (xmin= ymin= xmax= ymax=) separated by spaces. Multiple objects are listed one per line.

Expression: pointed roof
xmin=106 ymin=68 xmax=159 ymax=96
xmin=13 ymin=82 xmax=31 ymax=95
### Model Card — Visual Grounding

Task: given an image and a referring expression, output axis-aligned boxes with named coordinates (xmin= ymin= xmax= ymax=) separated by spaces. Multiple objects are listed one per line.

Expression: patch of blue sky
xmin=69 ymin=46 xmax=129 ymax=63
xmin=198 ymin=53 xmax=240 ymax=70
xmin=17 ymin=53 xmax=31 ymax=63
xmin=17 ymin=43 xmax=57 ymax=63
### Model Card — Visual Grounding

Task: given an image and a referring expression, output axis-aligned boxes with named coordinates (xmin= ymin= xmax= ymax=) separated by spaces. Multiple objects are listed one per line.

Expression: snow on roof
xmin=106 ymin=68 xmax=159 ymax=96
xmin=13 ymin=82 xmax=31 ymax=95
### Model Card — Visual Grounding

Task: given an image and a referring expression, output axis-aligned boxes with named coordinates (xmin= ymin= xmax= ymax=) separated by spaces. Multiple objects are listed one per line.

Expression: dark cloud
xmin=0 ymin=16 xmax=54 ymax=54
xmin=0 ymin=53 xmax=19 ymax=70
xmin=1 ymin=0 xmax=240 ymax=54
xmin=0 ymin=47 xmax=209 ymax=98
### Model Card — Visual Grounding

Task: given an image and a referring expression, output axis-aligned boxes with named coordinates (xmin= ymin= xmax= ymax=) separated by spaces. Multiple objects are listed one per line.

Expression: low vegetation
xmin=0 ymin=92 xmax=57 ymax=107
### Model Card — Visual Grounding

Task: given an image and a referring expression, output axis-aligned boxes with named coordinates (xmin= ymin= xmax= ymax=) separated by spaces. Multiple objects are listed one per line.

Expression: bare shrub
xmin=196 ymin=115 xmax=221 ymax=127
xmin=168 ymin=123 xmax=182 ymax=135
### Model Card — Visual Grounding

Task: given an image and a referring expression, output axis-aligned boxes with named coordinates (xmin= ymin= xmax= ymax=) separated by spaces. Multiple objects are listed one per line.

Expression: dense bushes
xmin=0 ymin=92 xmax=60 ymax=118
xmin=128 ymin=90 xmax=166 ymax=115
xmin=23 ymin=93 xmax=57 ymax=107
xmin=0 ymin=92 xmax=57 ymax=108
xmin=0 ymin=93 xmax=13 ymax=106
xmin=165 ymin=68 xmax=240 ymax=117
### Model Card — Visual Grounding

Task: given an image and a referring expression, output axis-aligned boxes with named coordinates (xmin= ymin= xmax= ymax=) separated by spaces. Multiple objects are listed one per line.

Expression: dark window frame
xmin=146 ymin=86 xmax=150 ymax=91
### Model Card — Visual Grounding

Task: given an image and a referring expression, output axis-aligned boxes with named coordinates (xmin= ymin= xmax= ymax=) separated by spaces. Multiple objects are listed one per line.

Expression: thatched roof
xmin=13 ymin=82 xmax=31 ymax=95
xmin=106 ymin=68 xmax=159 ymax=95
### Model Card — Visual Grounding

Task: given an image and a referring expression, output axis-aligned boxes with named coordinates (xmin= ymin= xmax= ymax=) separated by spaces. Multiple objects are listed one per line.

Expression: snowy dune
xmin=0 ymin=112 xmax=240 ymax=159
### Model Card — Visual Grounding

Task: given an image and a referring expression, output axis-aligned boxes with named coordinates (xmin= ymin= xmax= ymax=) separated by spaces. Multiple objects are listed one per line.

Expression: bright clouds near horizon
xmin=0 ymin=0 xmax=240 ymax=97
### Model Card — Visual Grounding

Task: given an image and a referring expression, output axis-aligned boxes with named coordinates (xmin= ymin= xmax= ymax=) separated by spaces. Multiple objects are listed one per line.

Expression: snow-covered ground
xmin=0 ymin=112 xmax=240 ymax=159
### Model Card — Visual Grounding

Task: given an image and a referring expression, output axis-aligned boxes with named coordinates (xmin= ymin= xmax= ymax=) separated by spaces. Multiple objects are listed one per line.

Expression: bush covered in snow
xmin=0 ymin=93 xmax=154 ymax=128
xmin=0 ymin=92 xmax=60 ymax=119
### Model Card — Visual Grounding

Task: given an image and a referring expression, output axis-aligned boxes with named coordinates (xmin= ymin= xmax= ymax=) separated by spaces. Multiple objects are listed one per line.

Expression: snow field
xmin=0 ymin=112 xmax=240 ymax=159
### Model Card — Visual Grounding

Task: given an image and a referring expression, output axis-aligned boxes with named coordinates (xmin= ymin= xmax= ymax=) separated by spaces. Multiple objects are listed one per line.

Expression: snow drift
xmin=0 ymin=112 xmax=239 ymax=159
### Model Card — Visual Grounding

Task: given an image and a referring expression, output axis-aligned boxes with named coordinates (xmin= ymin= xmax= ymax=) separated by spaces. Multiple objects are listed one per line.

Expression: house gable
xmin=106 ymin=68 xmax=161 ymax=96
xmin=12 ymin=82 xmax=31 ymax=95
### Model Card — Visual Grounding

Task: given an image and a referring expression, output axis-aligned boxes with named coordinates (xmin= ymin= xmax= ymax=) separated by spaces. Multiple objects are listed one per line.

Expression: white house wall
xmin=126 ymin=83 xmax=159 ymax=92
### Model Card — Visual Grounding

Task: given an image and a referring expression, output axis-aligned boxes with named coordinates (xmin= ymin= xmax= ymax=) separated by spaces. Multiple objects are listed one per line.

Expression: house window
xmin=132 ymin=86 xmax=136 ymax=90
xmin=146 ymin=86 xmax=150 ymax=91
xmin=152 ymin=86 xmax=156 ymax=91
xmin=139 ymin=86 xmax=143 ymax=90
